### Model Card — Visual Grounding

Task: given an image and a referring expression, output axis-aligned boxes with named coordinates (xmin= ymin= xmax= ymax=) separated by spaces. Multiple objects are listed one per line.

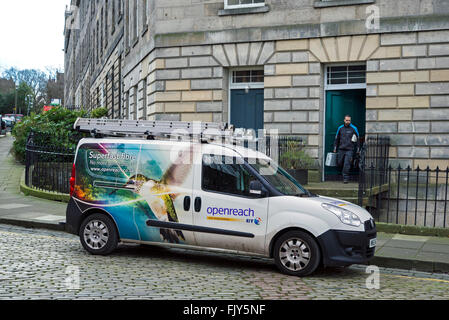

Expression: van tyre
xmin=80 ymin=214 xmax=118 ymax=255
xmin=273 ymin=230 xmax=320 ymax=277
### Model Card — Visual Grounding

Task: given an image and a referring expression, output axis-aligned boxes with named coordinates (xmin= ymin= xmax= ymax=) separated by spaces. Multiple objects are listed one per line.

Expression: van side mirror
xmin=249 ymin=180 xmax=267 ymax=198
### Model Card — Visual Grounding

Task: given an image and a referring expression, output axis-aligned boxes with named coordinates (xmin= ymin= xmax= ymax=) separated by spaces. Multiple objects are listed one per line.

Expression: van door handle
xmin=194 ymin=197 xmax=201 ymax=213
xmin=183 ymin=196 xmax=191 ymax=211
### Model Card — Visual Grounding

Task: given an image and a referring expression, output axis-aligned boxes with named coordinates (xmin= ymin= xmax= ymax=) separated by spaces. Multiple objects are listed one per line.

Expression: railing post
xmin=387 ymin=165 xmax=392 ymax=224
xmin=396 ymin=165 xmax=401 ymax=225
xmin=358 ymin=143 xmax=366 ymax=207
xmin=405 ymin=166 xmax=411 ymax=225
xmin=444 ymin=167 xmax=448 ymax=228
xmin=434 ymin=166 xmax=439 ymax=228
xmin=424 ymin=166 xmax=430 ymax=227
xmin=415 ymin=166 xmax=420 ymax=226
xmin=25 ymin=131 xmax=34 ymax=187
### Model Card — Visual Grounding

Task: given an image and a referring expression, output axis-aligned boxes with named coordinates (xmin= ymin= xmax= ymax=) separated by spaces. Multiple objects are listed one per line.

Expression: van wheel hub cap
xmin=279 ymin=238 xmax=311 ymax=272
xmin=84 ymin=220 xmax=109 ymax=250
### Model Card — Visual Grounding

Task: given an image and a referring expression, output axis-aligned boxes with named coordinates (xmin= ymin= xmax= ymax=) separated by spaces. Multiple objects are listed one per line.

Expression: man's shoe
xmin=343 ymin=180 xmax=349 ymax=184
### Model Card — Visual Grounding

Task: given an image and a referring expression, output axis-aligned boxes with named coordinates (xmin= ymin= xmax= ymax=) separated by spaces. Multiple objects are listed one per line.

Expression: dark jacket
xmin=334 ymin=124 xmax=360 ymax=152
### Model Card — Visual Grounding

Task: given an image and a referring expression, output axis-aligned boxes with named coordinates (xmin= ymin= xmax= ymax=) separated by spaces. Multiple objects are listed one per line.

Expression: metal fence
xmin=373 ymin=165 xmax=449 ymax=228
xmin=358 ymin=136 xmax=449 ymax=228
xmin=25 ymin=132 xmax=77 ymax=194
xmin=264 ymin=135 xmax=305 ymax=167
xmin=358 ymin=135 xmax=391 ymax=206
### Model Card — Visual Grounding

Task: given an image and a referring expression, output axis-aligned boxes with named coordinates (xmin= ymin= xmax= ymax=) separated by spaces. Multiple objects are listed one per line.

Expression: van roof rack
xmin=73 ymin=118 xmax=259 ymax=142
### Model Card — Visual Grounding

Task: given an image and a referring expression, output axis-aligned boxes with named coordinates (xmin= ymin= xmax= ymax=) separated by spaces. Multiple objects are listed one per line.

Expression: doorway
xmin=229 ymin=69 xmax=264 ymax=134
xmin=324 ymin=65 xmax=367 ymax=181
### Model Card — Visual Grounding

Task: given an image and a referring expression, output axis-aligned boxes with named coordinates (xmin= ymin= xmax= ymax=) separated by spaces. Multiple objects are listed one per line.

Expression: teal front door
xmin=325 ymin=89 xmax=366 ymax=180
xmin=230 ymin=89 xmax=264 ymax=133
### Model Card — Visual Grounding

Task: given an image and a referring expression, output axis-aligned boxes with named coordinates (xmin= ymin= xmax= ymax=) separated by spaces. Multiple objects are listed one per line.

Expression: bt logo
xmin=246 ymin=217 xmax=262 ymax=225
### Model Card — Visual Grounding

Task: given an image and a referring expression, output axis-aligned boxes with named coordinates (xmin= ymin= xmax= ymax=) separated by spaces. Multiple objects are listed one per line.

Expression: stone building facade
xmin=65 ymin=0 xmax=449 ymax=181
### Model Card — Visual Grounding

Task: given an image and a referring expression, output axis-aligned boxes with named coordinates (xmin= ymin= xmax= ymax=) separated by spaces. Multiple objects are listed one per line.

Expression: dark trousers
xmin=337 ymin=150 xmax=354 ymax=181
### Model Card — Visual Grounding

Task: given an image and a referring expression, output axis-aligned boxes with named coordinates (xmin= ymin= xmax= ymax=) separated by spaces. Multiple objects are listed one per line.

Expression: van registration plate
xmin=369 ymin=238 xmax=377 ymax=248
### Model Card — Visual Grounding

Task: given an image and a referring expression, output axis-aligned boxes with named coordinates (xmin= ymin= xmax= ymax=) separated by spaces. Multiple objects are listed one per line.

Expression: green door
xmin=230 ymin=89 xmax=264 ymax=134
xmin=325 ymin=89 xmax=366 ymax=180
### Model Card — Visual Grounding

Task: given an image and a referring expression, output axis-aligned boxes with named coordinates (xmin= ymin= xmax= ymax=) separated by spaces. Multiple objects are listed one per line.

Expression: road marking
xmin=383 ymin=273 xmax=449 ymax=284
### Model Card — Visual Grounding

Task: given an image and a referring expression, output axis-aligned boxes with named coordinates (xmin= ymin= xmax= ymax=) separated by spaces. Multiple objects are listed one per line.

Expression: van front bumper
xmin=317 ymin=225 xmax=377 ymax=267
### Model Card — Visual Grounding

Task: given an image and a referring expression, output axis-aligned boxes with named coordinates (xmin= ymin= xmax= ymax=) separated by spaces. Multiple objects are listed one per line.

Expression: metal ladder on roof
xmin=73 ymin=118 xmax=259 ymax=142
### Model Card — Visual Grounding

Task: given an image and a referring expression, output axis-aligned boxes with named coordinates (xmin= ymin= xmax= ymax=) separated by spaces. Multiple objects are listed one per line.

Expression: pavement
xmin=1 ymin=133 xmax=449 ymax=274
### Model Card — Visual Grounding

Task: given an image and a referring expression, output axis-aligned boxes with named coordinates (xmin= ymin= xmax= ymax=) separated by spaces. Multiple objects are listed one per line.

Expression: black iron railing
xmin=264 ymin=135 xmax=304 ymax=166
xmin=358 ymin=136 xmax=449 ymax=228
xmin=358 ymin=135 xmax=390 ymax=205
xmin=376 ymin=165 xmax=449 ymax=228
xmin=25 ymin=131 xmax=78 ymax=194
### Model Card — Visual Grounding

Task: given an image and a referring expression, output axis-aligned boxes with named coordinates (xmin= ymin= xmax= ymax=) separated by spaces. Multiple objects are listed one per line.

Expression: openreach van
xmin=66 ymin=118 xmax=377 ymax=277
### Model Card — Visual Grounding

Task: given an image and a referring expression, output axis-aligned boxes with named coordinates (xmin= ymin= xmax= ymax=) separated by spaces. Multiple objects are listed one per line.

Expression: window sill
xmin=218 ymin=5 xmax=270 ymax=16
xmin=314 ymin=0 xmax=375 ymax=8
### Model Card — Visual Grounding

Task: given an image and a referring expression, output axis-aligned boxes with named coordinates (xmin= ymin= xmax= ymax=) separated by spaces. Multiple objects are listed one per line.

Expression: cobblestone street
xmin=0 ymin=224 xmax=448 ymax=300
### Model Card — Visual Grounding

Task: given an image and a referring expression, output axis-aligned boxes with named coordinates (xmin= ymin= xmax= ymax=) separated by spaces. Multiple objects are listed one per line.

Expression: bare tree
xmin=2 ymin=67 xmax=49 ymax=111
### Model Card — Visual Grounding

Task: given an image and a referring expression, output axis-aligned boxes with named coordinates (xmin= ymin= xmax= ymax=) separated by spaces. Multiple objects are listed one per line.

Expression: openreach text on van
xmin=207 ymin=206 xmax=255 ymax=217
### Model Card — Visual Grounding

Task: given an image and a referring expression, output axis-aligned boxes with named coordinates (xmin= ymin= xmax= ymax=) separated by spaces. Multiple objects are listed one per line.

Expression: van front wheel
xmin=273 ymin=231 xmax=320 ymax=277
xmin=79 ymin=214 xmax=118 ymax=255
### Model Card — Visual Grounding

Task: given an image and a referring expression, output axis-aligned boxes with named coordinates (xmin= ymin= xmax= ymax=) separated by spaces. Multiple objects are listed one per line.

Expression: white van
xmin=66 ymin=119 xmax=376 ymax=276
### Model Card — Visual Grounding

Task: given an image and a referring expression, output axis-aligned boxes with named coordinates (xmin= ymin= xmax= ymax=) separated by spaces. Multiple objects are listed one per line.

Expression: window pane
xmin=330 ymin=78 xmax=347 ymax=85
xmin=250 ymin=158 xmax=307 ymax=196
xmin=251 ymin=70 xmax=264 ymax=82
xmin=202 ymin=155 xmax=258 ymax=197
xmin=348 ymin=77 xmax=366 ymax=84
xmin=348 ymin=65 xmax=366 ymax=71
xmin=330 ymin=66 xmax=347 ymax=72
xmin=327 ymin=65 xmax=366 ymax=85
xmin=232 ymin=70 xmax=264 ymax=84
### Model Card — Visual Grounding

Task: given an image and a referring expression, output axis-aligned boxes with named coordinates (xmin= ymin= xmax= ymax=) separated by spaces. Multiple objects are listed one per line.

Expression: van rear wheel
xmin=80 ymin=214 xmax=118 ymax=255
xmin=273 ymin=230 xmax=320 ymax=277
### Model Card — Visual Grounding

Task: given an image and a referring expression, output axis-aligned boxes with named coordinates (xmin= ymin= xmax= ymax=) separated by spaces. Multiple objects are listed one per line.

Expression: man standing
xmin=333 ymin=115 xmax=359 ymax=183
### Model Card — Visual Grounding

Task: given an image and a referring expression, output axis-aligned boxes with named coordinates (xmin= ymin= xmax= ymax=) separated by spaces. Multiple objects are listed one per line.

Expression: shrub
xmin=11 ymin=107 xmax=105 ymax=163
xmin=280 ymin=141 xmax=317 ymax=170
xmin=91 ymin=107 xmax=108 ymax=119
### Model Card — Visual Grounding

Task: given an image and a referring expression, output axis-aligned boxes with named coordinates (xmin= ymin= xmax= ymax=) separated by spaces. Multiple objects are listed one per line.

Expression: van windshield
xmin=249 ymin=158 xmax=311 ymax=197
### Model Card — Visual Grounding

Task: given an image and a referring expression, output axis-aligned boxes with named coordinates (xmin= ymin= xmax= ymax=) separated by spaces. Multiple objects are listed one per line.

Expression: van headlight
xmin=321 ymin=203 xmax=361 ymax=227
